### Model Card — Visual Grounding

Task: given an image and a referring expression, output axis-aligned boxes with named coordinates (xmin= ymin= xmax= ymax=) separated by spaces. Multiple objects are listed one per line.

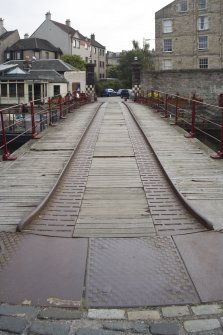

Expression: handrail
xmin=0 ymin=93 xmax=92 ymax=161
xmin=134 ymin=90 xmax=223 ymax=159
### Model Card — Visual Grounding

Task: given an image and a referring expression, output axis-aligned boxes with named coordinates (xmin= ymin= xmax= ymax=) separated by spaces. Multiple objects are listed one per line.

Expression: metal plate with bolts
xmin=86 ymin=237 xmax=200 ymax=307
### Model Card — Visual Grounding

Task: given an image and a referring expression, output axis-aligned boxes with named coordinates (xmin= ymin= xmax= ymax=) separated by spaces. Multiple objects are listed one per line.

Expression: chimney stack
xmin=45 ymin=11 xmax=51 ymax=20
xmin=65 ymin=19 xmax=71 ymax=27
xmin=24 ymin=33 xmax=29 ymax=39
xmin=0 ymin=18 xmax=5 ymax=36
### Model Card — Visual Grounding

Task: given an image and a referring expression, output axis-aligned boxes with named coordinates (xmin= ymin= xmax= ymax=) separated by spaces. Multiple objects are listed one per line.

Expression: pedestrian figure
xmin=21 ymin=103 xmax=28 ymax=119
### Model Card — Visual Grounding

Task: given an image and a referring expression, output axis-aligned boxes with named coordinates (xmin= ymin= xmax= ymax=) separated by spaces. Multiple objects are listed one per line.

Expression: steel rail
xmin=124 ymin=101 xmax=213 ymax=231
xmin=16 ymin=102 xmax=104 ymax=232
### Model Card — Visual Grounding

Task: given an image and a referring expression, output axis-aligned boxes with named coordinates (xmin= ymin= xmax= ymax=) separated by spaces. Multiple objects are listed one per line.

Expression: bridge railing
xmin=135 ymin=90 xmax=223 ymax=159
xmin=0 ymin=93 xmax=91 ymax=161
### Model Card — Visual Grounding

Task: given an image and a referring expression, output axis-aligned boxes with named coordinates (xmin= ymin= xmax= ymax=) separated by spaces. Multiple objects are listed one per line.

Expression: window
xmin=163 ymin=59 xmax=172 ymax=70
xmin=53 ymin=85 xmax=60 ymax=96
xmin=164 ymin=39 xmax=172 ymax=52
xmin=198 ymin=35 xmax=208 ymax=49
xmin=6 ymin=52 xmax=10 ymax=60
xmin=163 ymin=20 xmax=173 ymax=33
xmin=199 ymin=58 xmax=208 ymax=68
xmin=85 ymin=43 xmax=88 ymax=49
xmin=1 ymin=84 xmax=7 ymax=97
xmin=45 ymin=52 xmax=49 ymax=59
xmin=16 ymin=52 xmax=21 ymax=60
xmin=198 ymin=16 xmax=208 ymax=30
xmin=198 ymin=0 xmax=207 ymax=10
xmin=73 ymin=39 xmax=80 ymax=48
xmin=9 ymin=83 xmax=16 ymax=97
xmin=179 ymin=0 xmax=188 ymax=12
xmin=17 ymin=83 xmax=24 ymax=97
xmin=94 ymin=47 xmax=96 ymax=54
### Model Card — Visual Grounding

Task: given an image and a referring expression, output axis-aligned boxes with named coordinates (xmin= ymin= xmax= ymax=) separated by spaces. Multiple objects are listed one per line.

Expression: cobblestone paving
xmin=0 ymin=303 xmax=223 ymax=334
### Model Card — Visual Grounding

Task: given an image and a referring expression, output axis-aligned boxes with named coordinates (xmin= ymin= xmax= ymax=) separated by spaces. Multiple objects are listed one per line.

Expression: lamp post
xmin=131 ymin=56 xmax=141 ymax=99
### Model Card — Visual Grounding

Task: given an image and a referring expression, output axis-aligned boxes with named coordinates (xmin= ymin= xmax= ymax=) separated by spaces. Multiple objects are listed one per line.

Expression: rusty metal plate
xmin=174 ymin=231 xmax=223 ymax=303
xmin=86 ymin=237 xmax=200 ymax=307
xmin=0 ymin=233 xmax=87 ymax=306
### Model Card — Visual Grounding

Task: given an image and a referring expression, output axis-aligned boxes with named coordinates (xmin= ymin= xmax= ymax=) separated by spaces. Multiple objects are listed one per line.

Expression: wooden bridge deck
xmin=0 ymin=98 xmax=222 ymax=233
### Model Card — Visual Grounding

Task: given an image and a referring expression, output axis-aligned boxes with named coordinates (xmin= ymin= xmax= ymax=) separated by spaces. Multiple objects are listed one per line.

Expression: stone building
xmin=31 ymin=12 xmax=106 ymax=80
xmin=0 ymin=18 xmax=20 ymax=64
xmin=155 ymin=0 xmax=223 ymax=71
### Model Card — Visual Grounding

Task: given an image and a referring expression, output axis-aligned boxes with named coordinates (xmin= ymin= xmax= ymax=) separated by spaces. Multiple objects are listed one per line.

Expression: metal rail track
xmin=17 ymin=101 xmax=212 ymax=238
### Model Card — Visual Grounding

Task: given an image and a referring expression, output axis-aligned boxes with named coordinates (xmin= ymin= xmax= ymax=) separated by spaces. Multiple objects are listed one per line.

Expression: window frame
xmin=198 ymin=15 xmax=208 ymax=30
xmin=163 ymin=59 xmax=173 ymax=70
xmin=179 ymin=0 xmax=188 ymax=12
xmin=199 ymin=57 xmax=208 ymax=69
xmin=198 ymin=0 xmax=207 ymax=10
xmin=163 ymin=19 xmax=173 ymax=33
xmin=163 ymin=39 xmax=173 ymax=52
xmin=198 ymin=35 xmax=208 ymax=50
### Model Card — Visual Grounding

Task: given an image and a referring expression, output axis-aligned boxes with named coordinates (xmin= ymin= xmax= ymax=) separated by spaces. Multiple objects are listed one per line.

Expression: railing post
xmin=174 ymin=92 xmax=179 ymax=125
xmin=162 ymin=93 xmax=168 ymax=118
xmin=31 ymin=101 xmax=41 ymax=139
xmin=0 ymin=110 xmax=16 ymax=161
xmin=157 ymin=91 xmax=160 ymax=112
xmin=210 ymin=106 xmax=223 ymax=159
xmin=48 ymin=98 xmax=53 ymax=126
xmin=59 ymin=96 xmax=66 ymax=119
xmin=186 ymin=96 xmax=196 ymax=138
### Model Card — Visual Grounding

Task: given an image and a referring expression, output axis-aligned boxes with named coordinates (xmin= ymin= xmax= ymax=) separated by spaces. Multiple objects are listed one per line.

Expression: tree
xmin=113 ymin=40 xmax=154 ymax=88
xmin=60 ymin=54 xmax=86 ymax=71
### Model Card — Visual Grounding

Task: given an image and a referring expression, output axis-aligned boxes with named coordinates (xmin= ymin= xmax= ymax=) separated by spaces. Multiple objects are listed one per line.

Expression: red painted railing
xmin=0 ymin=93 xmax=91 ymax=161
xmin=135 ymin=90 xmax=223 ymax=159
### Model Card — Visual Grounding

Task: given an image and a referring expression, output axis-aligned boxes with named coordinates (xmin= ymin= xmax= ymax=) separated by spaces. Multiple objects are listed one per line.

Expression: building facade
xmin=4 ymin=37 xmax=62 ymax=62
xmin=0 ymin=19 xmax=20 ymax=64
xmin=31 ymin=12 xmax=106 ymax=79
xmin=155 ymin=0 xmax=223 ymax=70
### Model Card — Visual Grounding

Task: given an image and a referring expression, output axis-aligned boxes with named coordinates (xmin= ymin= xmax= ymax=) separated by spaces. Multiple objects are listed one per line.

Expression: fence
xmin=0 ymin=93 xmax=91 ymax=161
xmin=135 ymin=90 xmax=223 ymax=159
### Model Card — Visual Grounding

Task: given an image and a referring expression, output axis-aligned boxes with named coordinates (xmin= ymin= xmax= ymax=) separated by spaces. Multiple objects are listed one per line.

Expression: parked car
xmin=121 ymin=89 xmax=130 ymax=99
xmin=117 ymin=89 xmax=124 ymax=96
xmin=101 ymin=88 xmax=117 ymax=97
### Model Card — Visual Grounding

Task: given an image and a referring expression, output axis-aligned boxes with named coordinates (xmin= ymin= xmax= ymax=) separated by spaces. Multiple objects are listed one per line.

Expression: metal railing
xmin=0 ymin=93 xmax=91 ymax=161
xmin=135 ymin=90 xmax=223 ymax=159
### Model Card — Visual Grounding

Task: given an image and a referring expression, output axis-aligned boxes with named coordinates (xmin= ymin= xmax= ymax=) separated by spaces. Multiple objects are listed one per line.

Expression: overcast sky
xmin=2 ymin=0 xmax=171 ymax=52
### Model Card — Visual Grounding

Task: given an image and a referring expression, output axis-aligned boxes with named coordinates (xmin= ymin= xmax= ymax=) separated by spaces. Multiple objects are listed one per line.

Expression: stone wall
xmin=142 ymin=69 xmax=223 ymax=105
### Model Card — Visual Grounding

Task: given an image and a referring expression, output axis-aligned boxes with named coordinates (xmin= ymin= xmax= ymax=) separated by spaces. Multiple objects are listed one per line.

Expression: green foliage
xmin=105 ymin=40 xmax=154 ymax=88
xmin=60 ymin=54 xmax=86 ymax=71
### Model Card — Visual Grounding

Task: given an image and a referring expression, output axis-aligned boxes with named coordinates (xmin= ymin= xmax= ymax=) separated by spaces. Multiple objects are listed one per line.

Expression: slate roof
xmin=6 ymin=38 xmax=61 ymax=53
xmin=52 ymin=20 xmax=105 ymax=49
xmin=5 ymin=59 xmax=77 ymax=72
xmin=91 ymin=39 xmax=105 ymax=49
xmin=0 ymin=31 xmax=17 ymax=41
xmin=0 ymin=68 xmax=68 ymax=83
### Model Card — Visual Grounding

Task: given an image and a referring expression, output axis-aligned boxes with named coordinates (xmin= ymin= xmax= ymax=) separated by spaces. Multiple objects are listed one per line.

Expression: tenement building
xmin=155 ymin=0 xmax=223 ymax=70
